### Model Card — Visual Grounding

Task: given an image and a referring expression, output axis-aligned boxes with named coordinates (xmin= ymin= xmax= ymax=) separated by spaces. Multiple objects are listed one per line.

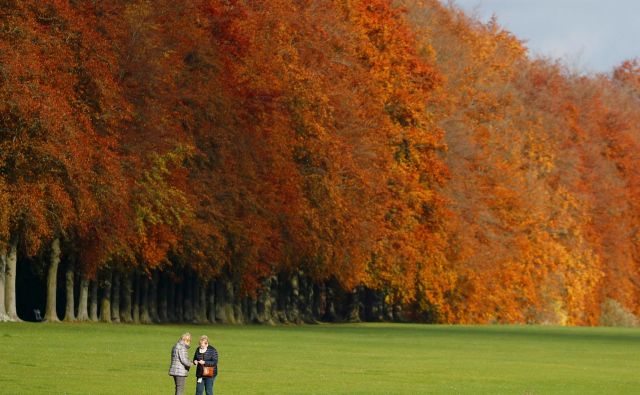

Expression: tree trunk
xmin=158 ymin=273 xmax=169 ymax=323
xmin=256 ymin=277 xmax=273 ymax=324
xmin=208 ymin=280 xmax=216 ymax=323
xmin=63 ymin=259 xmax=76 ymax=322
xmin=149 ymin=271 xmax=159 ymax=323
xmin=139 ymin=275 xmax=151 ymax=324
xmin=312 ymin=282 xmax=325 ymax=322
xmin=299 ymin=275 xmax=316 ymax=323
xmin=100 ymin=272 xmax=112 ymax=323
xmin=132 ymin=273 xmax=140 ymax=323
xmin=225 ymin=281 xmax=237 ymax=324
xmin=175 ymin=280 xmax=184 ymax=322
xmin=266 ymin=276 xmax=277 ymax=324
xmin=193 ymin=275 xmax=201 ymax=322
xmin=196 ymin=278 xmax=207 ymax=323
xmin=89 ymin=280 xmax=99 ymax=321
xmin=183 ymin=273 xmax=194 ymax=323
xmin=120 ymin=273 xmax=133 ymax=323
xmin=233 ymin=285 xmax=244 ymax=324
xmin=5 ymin=240 xmax=20 ymax=321
xmin=290 ymin=273 xmax=302 ymax=324
xmin=44 ymin=238 xmax=61 ymax=322
xmin=283 ymin=274 xmax=293 ymax=323
xmin=392 ymin=304 xmax=403 ymax=322
xmin=275 ymin=275 xmax=288 ymax=324
xmin=111 ymin=272 xmax=121 ymax=323
xmin=382 ymin=296 xmax=394 ymax=322
xmin=346 ymin=287 xmax=362 ymax=323
xmin=241 ymin=297 xmax=250 ymax=323
xmin=248 ymin=297 xmax=258 ymax=324
xmin=365 ymin=289 xmax=384 ymax=322
xmin=76 ymin=276 xmax=89 ymax=321
xmin=215 ymin=279 xmax=233 ymax=324
xmin=167 ymin=276 xmax=176 ymax=322
xmin=307 ymin=277 xmax=318 ymax=323
xmin=323 ymin=281 xmax=337 ymax=322
xmin=0 ymin=245 xmax=8 ymax=321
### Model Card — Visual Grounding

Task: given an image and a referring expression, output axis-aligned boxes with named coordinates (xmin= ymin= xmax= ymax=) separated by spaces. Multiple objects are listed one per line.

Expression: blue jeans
xmin=195 ymin=377 xmax=214 ymax=395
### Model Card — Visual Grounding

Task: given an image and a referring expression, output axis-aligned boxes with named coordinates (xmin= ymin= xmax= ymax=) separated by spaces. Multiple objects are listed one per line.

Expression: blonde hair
xmin=181 ymin=332 xmax=192 ymax=342
xmin=199 ymin=335 xmax=209 ymax=343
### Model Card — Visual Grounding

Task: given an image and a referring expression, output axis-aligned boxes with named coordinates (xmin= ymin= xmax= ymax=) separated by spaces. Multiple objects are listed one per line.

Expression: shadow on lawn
xmin=302 ymin=322 xmax=640 ymax=344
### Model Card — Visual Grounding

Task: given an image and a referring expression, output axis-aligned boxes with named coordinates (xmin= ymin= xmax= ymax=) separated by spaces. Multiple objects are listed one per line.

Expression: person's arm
xmin=178 ymin=345 xmax=192 ymax=369
xmin=204 ymin=347 xmax=218 ymax=366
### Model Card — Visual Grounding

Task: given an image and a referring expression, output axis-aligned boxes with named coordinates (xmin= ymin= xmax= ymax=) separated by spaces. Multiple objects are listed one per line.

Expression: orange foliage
xmin=2 ymin=0 xmax=640 ymax=324
xmin=0 ymin=1 xmax=129 ymax=266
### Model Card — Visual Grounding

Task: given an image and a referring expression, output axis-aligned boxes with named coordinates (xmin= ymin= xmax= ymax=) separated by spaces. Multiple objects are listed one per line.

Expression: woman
xmin=193 ymin=335 xmax=219 ymax=395
xmin=169 ymin=332 xmax=193 ymax=395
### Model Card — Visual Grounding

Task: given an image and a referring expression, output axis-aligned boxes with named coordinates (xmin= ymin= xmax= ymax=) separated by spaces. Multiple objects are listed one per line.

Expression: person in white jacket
xmin=169 ymin=332 xmax=193 ymax=395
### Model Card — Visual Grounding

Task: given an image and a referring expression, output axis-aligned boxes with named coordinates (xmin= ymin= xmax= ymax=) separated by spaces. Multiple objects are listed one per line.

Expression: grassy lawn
xmin=0 ymin=322 xmax=638 ymax=394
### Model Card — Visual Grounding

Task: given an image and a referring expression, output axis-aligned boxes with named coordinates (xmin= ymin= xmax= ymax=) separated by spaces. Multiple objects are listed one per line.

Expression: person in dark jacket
xmin=169 ymin=332 xmax=193 ymax=395
xmin=193 ymin=334 xmax=219 ymax=395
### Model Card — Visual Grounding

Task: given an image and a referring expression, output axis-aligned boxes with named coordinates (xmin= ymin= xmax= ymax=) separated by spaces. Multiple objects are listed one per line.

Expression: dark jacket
xmin=193 ymin=345 xmax=219 ymax=378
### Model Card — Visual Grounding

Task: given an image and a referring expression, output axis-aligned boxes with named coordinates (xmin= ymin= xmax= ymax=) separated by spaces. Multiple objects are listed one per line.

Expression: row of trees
xmin=1 ymin=0 xmax=639 ymax=325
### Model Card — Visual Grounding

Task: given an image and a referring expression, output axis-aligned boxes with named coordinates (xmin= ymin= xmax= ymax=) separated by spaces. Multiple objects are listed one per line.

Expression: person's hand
xmin=200 ymin=360 xmax=205 ymax=365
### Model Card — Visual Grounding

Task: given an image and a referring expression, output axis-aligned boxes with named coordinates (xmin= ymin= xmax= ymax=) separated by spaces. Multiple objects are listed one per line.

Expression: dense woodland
xmin=1 ymin=0 xmax=639 ymax=326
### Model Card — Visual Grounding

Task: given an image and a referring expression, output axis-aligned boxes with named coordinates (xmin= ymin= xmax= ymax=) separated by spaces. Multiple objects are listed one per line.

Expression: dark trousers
xmin=195 ymin=377 xmax=214 ymax=395
xmin=173 ymin=376 xmax=186 ymax=395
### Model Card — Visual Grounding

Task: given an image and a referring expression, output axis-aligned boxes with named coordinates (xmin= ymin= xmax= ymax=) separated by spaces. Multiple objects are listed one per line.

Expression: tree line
xmin=0 ymin=0 xmax=639 ymax=325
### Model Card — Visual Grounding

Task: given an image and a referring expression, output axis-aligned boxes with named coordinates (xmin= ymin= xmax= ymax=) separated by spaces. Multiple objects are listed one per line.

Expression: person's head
xmin=199 ymin=335 xmax=209 ymax=348
xmin=181 ymin=332 xmax=192 ymax=346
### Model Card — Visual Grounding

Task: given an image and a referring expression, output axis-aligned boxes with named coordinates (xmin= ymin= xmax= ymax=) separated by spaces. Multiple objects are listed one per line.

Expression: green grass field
xmin=0 ymin=322 xmax=638 ymax=394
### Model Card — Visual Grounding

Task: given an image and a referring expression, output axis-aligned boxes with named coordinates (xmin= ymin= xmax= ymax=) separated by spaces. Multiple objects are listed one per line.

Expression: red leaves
xmin=0 ymin=1 xmax=128 ymax=263
xmin=3 ymin=0 xmax=640 ymax=324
